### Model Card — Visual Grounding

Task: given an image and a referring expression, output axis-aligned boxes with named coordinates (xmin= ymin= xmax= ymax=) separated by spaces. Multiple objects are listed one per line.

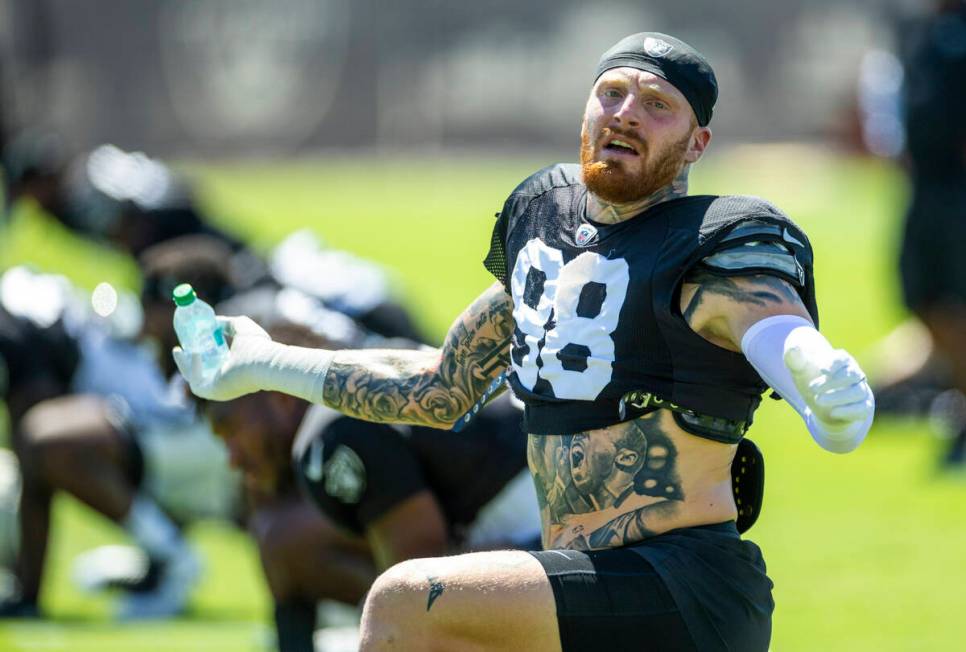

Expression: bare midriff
xmin=527 ymin=409 xmax=737 ymax=551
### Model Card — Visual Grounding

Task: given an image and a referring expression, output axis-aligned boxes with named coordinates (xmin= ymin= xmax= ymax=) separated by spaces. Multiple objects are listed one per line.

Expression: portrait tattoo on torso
xmin=528 ymin=412 xmax=684 ymax=550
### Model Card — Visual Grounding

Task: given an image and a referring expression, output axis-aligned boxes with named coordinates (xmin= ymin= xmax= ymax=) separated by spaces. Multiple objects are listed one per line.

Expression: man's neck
xmin=585 ymin=165 xmax=690 ymax=225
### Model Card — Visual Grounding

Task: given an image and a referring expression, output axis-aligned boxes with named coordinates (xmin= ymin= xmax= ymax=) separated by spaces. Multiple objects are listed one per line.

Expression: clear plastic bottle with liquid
xmin=172 ymin=283 xmax=228 ymax=382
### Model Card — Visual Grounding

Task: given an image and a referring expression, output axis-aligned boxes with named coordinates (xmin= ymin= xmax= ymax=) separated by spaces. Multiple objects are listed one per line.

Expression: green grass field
xmin=1 ymin=148 xmax=964 ymax=651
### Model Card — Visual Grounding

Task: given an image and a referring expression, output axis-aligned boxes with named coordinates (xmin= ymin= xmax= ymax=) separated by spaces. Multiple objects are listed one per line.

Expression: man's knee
xmin=19 ymin=423 xmax=86 ymax=486
xmin=19 ymin=397 xmax=119 ymax=475
xmin=364 ymin=559 xmax=425 ymax=616
xmin=361 ymin=560 xmax=440 ymax=650
xmin=17 ymin=411 xmax=65 ymax=482
xmin=361 ymin=552 xmax=560 ymax=652
xmin=361 ymin=556 xmax=522 ymax=650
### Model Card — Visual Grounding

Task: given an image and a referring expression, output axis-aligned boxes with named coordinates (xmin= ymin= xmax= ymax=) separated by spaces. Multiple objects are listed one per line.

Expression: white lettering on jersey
xmin=510 ymin=239 xmax=630 ymax=400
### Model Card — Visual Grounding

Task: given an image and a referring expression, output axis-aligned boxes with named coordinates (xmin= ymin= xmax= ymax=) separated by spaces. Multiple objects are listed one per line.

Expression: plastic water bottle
xmin=172 ymin=283 xmax=228 ymax=383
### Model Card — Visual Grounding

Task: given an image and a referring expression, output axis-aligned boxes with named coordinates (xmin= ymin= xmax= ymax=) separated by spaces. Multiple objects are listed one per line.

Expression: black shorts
xmin=529 ymin=522 xmax=773 ymax=652
xmin=899 ymin=180 xmax=966 ymax=312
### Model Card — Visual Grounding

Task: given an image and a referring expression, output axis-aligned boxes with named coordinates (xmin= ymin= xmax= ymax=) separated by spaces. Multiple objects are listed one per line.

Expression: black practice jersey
xmin=293 ymin=397 xmax=527 ymax=540
xmin=484 ymin=164 xmax=818 ymax=436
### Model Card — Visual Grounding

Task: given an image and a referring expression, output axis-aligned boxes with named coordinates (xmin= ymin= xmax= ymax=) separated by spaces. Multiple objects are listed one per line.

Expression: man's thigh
xmin=361 ymin=549 xmax=560 ymax=652
xmin=19 ymin=395 xmax=129 ymax=476
xmin=21 ymin=395 xmax=119 ymax=446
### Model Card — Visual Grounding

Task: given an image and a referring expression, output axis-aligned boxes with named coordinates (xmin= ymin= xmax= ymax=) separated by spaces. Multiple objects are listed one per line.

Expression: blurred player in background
xmin=209 ymin=323 xmax=538 ymax=652
xmin=0 ymin=268 xmax=82 ymax=599
xmin=1 ymin=134 xmax=242 ymax=256
xmin=0 ymin=135 xmax=426 ymax=343
xmin=0 ymin=235 xmax=239 ymax=619
xmin=0 ymin=274 xmax=80 ymax=432
xmin=893 ymin=0 xmax=966 ymax=467
xmin=0 ymin=220 xmax=436 ymax=622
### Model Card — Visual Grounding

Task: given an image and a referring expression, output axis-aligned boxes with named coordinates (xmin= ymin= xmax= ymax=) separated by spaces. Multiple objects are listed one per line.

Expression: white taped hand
xmin=783 ymin=328 xmax=874 ymax=453
xmin=173 ymin=315 xmax=335 ymax=404
xmin=741 ymin=315 xmax=874 ymax=454
xmin=172 ymin=315 xmax=276 ymax=401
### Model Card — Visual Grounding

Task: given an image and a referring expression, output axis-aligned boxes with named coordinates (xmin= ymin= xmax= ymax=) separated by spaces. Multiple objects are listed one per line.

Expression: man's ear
xmin=685 ymin=126 xmax=712 ymax=164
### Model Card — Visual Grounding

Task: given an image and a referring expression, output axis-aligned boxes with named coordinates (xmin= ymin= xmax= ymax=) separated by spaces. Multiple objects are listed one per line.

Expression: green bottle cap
xmin=172 ymin=283 xmax=197 ymax=307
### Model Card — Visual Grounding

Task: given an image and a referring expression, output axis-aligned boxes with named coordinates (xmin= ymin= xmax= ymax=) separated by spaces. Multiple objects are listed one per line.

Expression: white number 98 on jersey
xmin=510 ymin=239 xmax=630 ymax=400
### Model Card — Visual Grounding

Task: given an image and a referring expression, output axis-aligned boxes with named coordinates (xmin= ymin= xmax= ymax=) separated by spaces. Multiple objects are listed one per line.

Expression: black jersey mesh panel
xmin=483 ymin=211 xmax=509 ymax=289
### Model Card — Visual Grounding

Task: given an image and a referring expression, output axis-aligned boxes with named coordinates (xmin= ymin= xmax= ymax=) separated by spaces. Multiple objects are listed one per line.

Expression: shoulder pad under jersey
xmin=499 ymin=163 xmax=581 ymax=224
xmin=701 ymin=220 xmax=806 ymax=287
xmin=688 ymin=196 xmax=819 ymax=325
xmin=694 ymin=195 xmax=813 ymax=286
xmin=484 ymin=163 xmax=581 ymax=289
xmin=695 ymin=195 xmax=792 ymax=237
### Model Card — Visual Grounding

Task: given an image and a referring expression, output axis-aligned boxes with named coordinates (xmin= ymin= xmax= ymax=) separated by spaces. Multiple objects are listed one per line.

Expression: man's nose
xmin=612 ymin=95 xmax=641 ymax=128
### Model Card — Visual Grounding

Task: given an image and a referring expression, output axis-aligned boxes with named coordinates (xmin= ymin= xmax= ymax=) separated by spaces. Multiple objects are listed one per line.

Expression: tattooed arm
xmin=680 ymin=270 xmax=813 ymax=350
xmin=681 ymin=270 xmax=874 ymax=452
xmin=175 ymin=282 xmax=513 ymax=429
xmin=321 ymin=282 xmax=513 ymax=427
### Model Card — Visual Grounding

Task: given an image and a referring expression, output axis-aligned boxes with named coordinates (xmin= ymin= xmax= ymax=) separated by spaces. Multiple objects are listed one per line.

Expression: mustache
xmin=597 ymin=127 xmax=647 ymax=153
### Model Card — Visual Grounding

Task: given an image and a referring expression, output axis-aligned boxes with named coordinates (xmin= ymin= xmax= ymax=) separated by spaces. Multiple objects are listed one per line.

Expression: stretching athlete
xmin=176 ymin=32 xmax=874 ymax=652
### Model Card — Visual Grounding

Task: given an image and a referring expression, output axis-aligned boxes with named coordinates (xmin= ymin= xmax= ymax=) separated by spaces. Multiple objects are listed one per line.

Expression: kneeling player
xmin=207 ymin=325 xmax=537 ymax=652
xmin=3 ymin=236 xmax=239 ymax=619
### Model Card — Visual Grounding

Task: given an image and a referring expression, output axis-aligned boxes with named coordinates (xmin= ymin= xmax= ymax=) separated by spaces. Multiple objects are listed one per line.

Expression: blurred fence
xmin=0 ymin=0 xmax=922 ymax=157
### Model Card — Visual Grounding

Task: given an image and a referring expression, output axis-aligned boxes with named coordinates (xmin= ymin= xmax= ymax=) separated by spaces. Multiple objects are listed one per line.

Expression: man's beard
xmin=580 ymin=128 xmax=690 ymax=204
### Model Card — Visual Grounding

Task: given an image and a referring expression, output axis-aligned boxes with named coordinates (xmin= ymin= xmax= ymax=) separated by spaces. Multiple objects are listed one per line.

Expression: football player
xmin=176 ymin=32 xmax=875 ymax=652
xmin=207 ymin=323 xmax=537 ymax=652
xmin=2 ymin=236 xmax=239 ymax=619
xmin=1 ymin=137 xmax=427 ymax=343
xmin=1 ymin=136 xmax=243 ymax=256
xmin=894 ymin=0 xmax=966 ymax=467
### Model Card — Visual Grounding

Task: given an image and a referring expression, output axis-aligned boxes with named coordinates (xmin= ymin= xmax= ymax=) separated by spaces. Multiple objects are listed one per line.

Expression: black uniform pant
xmin=529 ymin=521 xmax=773 ymax=652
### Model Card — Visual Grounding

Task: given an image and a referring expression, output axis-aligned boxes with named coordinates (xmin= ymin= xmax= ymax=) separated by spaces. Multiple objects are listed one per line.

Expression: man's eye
xmin=648 ymin=100 xmax=669 ymax=110
xmin=602 ymin=89 xmax=622 ymax=99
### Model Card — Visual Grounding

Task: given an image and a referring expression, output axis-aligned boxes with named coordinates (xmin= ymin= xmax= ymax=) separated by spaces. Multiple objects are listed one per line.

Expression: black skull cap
xmin=594 ymin=32 xmax=718 ymax=126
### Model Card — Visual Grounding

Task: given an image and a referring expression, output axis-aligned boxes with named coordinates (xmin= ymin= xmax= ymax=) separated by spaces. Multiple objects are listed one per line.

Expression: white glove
xmin=783 ymin=328 xmax=875 ymax=453
xmin=173 ymin=315 xmax=334 ymax=404
xmin=741 ymin=315 xmax=874 ymax=454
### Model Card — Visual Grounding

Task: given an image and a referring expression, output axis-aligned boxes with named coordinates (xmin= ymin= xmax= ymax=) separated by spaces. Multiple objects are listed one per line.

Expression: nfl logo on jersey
xmin=575 ymin=223 xmax=599 ymax=247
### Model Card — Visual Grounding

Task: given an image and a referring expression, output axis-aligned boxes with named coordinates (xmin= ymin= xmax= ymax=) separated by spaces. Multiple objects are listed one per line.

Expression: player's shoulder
xmin=668 ymin=194 xmax=809 ymax=245
xmin=508 ymin=163 xmax=583 ymax=200
xmin=686 ymin=193 xmax=795 ymax=228
xmin=679 ymin=194 xmax=815 ymax=291
xmin=704 ymin=193 xmax=788 ymax=219
xmin=494 ymin=163 xmax=582 ymax=236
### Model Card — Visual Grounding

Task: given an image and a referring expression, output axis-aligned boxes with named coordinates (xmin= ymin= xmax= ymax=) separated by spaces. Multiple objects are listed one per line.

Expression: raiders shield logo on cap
xmin=575 ymin=223 xmax=599 ymax=247
xmin=323 ymin=444 xmax=366 ymax=504
xmin=644 ymin=37 xmax=673 ymax=57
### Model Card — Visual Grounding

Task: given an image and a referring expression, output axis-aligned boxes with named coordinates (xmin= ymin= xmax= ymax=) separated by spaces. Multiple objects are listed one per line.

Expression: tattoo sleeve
xmin=322 ymin=283 xmax=513 ymax=428
xmin=681 ymin=271 xmax=810 ymax=349
xmin=683 ymin=271 xmax=802 ymax=322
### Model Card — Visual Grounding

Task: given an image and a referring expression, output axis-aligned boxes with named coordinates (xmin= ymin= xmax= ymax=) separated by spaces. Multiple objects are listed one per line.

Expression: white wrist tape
xmin=175 ymin=315 xmax=337 ymax=404
xmin=260 ymin=342 xmax=335 ymax=405
xmin=741 ymin=315 xmax=814 ymax=414
xmin=740 ymin=315 xmax=872 ymax=454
